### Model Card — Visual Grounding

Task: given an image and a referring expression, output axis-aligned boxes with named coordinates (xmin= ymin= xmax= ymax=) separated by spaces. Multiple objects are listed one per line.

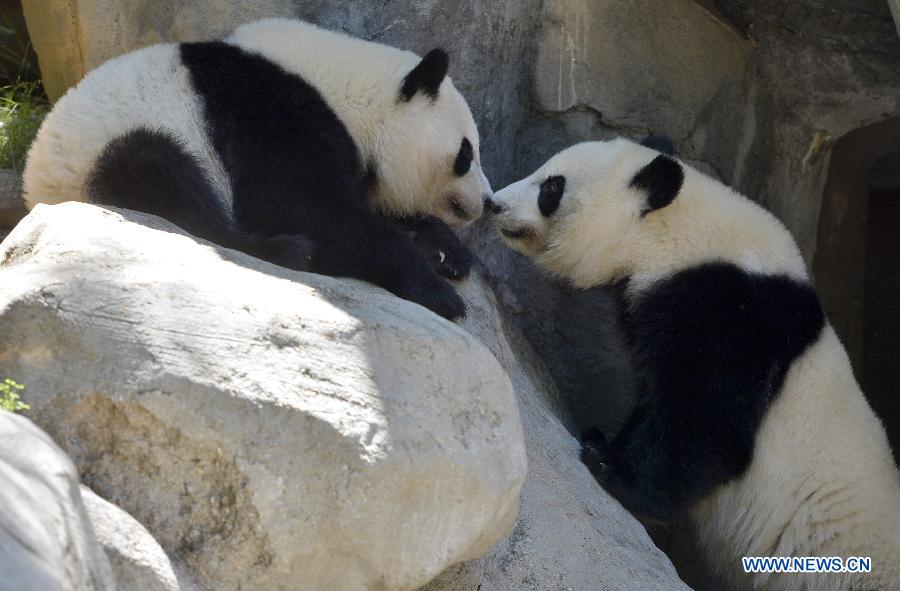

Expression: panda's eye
xmin=454 ymin=137 xmax=473 ymax=176
xmin=538 ymin=175 xmax=566 ymax=217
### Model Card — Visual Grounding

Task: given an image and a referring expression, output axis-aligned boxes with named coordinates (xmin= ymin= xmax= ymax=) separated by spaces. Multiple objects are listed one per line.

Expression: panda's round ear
xmin=631 ymin=155 xmax=685 ymax=216
xmin=400 ymin=49 xmax=449 ymax=102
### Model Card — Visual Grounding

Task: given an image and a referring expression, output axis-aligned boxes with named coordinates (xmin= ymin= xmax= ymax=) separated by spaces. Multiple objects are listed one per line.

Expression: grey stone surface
xmin=534 ymin=0 xmax=748 ymax=141
xmin=81 ymin=486 xmax=191 ymax=591
xmin=0 ymin=411 xmax=115 ymax=591
xmin=466 ymin=225 xmax=638 ymax=437
xmin=711 ymin=0 xmax=900 ymax=260
xmin=422 ymin=277 xmax=690 ymax=591
xmin=0 ymin=202 xmax=526 ymax=591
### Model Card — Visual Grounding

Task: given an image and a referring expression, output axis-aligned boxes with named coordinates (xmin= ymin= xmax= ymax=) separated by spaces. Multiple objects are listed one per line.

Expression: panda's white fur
xmin=695 ymin=326 xmax=900 ymax=590
xmin=492 ymin=138 xmax=900 ymax=590
xmin=24 ymin=18 xmax=491 ymax=226
xmin=24 ymin=43 xmax=225 ymax=208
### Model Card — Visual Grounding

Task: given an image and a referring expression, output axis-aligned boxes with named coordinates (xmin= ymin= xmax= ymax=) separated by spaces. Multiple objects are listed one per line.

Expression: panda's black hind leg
xmin=388 ymin=214 xmax=474 ymax=280
xmin=86 ymin=127 xmax=315 ymax=271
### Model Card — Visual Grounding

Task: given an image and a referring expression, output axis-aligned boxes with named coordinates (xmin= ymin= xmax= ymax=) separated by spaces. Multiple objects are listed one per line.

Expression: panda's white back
xmin=24 ymin=44 xmax=230 ymax=209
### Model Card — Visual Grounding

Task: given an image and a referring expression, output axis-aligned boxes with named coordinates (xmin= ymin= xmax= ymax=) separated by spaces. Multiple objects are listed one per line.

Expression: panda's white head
xmin=369 ymin=49 xmax=492 ymax=228
xmin=491 ymin=136 xmax=808 ymax=289
xmin=490 ymin=137 xmax=688 ymax=287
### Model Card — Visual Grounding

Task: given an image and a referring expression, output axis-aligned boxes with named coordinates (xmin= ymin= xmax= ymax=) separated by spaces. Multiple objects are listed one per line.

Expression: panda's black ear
xmin=400 ymin=48 xmax=449 ymax=101
xmin=631 ymin=155 xmax=684 ymax=216
xmin=640 ymin=134 xmax=677 ymax=157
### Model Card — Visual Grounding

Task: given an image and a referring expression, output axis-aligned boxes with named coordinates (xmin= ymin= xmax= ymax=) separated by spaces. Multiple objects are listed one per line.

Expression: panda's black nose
xmin=484 ymin=196 xmax=502 ymax=214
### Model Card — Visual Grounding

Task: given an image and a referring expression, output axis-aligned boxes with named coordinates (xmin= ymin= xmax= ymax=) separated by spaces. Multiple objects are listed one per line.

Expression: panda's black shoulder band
xmin=631 ymin=155 xmax=684 ymax=216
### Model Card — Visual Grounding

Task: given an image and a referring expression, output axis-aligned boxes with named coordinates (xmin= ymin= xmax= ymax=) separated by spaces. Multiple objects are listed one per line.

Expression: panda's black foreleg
xmin=310 ymin=212 xmax=466 ymax=320
xmin=580 ymin=405 xmax=689 ymax=523
xmin=387 ymin=215 xmax=474 ymax=281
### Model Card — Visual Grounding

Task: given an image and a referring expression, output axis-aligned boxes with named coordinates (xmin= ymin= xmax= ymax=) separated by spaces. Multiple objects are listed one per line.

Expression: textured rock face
xmin=533 ymin=0 xmax=752 ymax=156
xmin=423 ymin=278 xmax=690 ymax=591
xmin=0 ymin=202 xmax=526 ymax=591
xmin=0 ymin=411 xmax=115 ymax=591
xmin=714 ymin=0 xmax=900 ymax=260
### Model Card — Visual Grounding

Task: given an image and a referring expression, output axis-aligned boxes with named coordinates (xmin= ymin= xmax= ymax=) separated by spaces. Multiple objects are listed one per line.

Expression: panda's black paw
xmin=402 ymin=273 xmax=466 ymax=321
xmin=580 ymin=428 xmax=611 ymax=480
xmin=412 ymin=227 xmax=474 ymax=281
xmin=423 ymin=240 xmax=474 ymax=281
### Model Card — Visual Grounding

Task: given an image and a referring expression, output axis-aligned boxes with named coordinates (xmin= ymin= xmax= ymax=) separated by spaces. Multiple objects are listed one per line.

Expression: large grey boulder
xmin=0 ymin=411 xmax=115 ymax=591
xmin=0 ymin=202 xmax=526 ymax=591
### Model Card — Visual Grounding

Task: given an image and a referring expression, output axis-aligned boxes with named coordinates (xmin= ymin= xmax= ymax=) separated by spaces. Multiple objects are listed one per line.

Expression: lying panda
xmin=491 ymin=137 xmax=900 ymax=589
xmin=24 ymin=18 xmax=494 ymax=320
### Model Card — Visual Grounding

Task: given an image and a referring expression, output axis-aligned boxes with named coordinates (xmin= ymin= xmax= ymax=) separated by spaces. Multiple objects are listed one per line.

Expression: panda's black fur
xmin=583 ymin=262 xmax=824 ymax=521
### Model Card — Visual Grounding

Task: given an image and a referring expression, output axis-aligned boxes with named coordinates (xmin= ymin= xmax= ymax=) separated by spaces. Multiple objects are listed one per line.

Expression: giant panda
xmin=489 ymin=137 xmax=900 ymax=589
xmin=23 ymin=18 xmax=494 ymax=320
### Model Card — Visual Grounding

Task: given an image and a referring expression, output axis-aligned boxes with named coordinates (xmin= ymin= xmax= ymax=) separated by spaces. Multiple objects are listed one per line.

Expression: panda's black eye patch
xmin=539 ymin=175 xmax=566 ymax=217
xmin=454 ymin=137 xmax=473 ymax=176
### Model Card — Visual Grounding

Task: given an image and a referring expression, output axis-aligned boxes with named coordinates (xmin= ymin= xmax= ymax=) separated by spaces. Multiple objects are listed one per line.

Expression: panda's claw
xmin=580 ymin=428 xmax=612 ymax=480
xmin=396 ymin=214 xmax=474 ymax=281
xmin=419 ymin=238 xmax=473 ymax=281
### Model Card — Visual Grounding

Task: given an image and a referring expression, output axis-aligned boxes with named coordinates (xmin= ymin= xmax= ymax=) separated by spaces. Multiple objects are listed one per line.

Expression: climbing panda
xmin=489 ymin=137 xmax=900 ymax=589
xmin=24 ymin=18 xmax=494 ymax=320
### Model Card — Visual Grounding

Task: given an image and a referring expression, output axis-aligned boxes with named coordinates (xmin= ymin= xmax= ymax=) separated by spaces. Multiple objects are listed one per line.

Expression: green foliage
xmin=0 ymin=378 xmax=29 ymax=413
xmin=0 ymin=9 xmax=41 ymax=85
xmin=0 ymin=80 xmax=48 ymax=174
